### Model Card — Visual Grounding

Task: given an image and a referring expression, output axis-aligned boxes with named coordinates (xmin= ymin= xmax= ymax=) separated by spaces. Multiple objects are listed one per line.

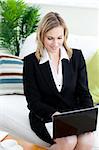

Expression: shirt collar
xmin=60 ymin=46 xmax=69 ymax=61
xmin=39 ymin=48 xmax=49 ymax=64
xmin=39 ymin=46 xmax=69 ymax=64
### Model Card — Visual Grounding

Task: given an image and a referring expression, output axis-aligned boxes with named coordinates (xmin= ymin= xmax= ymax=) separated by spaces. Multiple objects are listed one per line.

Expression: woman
xmin=23 ymin=12 xmax=94 ymax=150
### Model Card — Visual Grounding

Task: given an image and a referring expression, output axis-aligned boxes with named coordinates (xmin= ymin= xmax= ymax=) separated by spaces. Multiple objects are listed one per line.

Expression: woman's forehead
xmin=45 ymin=26 xmax=64 ymax=37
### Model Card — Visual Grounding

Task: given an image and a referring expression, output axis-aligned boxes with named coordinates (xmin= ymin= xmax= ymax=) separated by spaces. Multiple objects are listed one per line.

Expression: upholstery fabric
xmin=0 ymin=54 xmax=23 ymax=95
xmin=86 ymin=49 xmax=99 ymax=104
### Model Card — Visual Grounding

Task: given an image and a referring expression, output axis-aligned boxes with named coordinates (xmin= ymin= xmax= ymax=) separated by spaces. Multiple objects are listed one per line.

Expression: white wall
xmin=25 ymin=1 xmax=99 ymax=58
xmin=26 ymin=0 xmax=99 ymax=37
xmin=39 ymin=4 xmax=98 ymax=36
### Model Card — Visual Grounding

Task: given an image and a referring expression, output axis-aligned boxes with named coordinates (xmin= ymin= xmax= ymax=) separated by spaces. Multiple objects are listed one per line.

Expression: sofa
xmin=0 ymin=33 xmax=99 ymax=149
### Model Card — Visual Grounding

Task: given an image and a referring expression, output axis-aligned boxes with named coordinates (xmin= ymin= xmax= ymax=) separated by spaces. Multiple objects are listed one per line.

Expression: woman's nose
xmin=53 ymin=40 xmax=58 ymax=46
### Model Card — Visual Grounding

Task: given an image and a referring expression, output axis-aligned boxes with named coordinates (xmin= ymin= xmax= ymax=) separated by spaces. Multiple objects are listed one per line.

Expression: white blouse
xmin=39 ymin=46 xmax=69 ymax=92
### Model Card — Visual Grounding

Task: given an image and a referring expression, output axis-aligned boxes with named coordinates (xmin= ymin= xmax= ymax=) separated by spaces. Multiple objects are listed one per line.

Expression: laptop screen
xmin=53 ymin=107 xmax=98 ymax=139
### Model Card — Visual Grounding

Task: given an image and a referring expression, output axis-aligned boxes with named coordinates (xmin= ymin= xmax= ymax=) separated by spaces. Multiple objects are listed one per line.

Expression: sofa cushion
xmin=86 ymin=49 xmax=99 ymax=104
xmin=0 ymin=54 xmax=23 ymax=95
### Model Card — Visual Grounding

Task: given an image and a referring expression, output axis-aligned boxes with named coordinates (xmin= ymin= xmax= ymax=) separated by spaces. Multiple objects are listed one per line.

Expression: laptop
xmin=52 ymin=107 xmax=98 ymax=139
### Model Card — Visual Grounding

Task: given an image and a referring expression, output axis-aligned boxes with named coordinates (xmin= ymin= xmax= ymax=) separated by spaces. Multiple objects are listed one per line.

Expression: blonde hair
xmin=35 ymin=12 xmax=72 ymax=61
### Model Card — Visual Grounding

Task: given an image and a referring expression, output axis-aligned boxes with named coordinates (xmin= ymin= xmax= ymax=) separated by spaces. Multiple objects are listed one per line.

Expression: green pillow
xmin=86 ymin=49 xmax=99 ymax=104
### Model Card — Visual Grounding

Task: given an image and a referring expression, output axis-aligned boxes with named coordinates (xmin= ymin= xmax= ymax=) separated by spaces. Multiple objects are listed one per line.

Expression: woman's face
xmin=43 ymin=26 xmax=64 ymax=53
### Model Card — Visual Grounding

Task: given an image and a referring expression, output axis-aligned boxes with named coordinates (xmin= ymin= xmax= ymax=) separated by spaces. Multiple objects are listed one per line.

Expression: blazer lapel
xmin=39 ymin=59 xmax=74 ymax=95
xmin=39 ymin=61 xmax=58 ymax=93
xmin=61 ymin=59 xmax=74 ymax=92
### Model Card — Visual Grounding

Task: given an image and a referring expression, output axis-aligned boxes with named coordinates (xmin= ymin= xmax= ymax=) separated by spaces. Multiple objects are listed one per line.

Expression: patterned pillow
xmin=0 ymin=54 xmax=23 ymax=95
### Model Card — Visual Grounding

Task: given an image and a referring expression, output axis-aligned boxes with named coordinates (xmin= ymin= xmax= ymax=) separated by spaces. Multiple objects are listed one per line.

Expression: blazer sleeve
xmin=75 ymin=50 xmax=94 ymax=108
xmin=23 ymin=55 xmax=56 ymax=122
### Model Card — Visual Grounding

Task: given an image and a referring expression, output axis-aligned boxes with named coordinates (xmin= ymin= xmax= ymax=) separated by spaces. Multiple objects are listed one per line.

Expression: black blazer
xmin=23 ymin=49 xmax=93 ymax=144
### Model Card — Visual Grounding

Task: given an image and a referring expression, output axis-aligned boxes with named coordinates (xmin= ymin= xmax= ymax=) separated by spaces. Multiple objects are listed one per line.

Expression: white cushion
xmin=19 ymin=33 xmax=98 ymax=60
xmin=19 ymin=33 xmax=37 ymax=59
xmin=67 ymin=34 xmax=98 ymax=60
xmin=0 ymin=95 xmax=50 ymax=147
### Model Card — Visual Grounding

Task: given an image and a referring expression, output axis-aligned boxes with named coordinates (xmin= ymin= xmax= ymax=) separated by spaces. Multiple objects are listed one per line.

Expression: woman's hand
xmin=48 ymin=135 xmax=77 ymax=150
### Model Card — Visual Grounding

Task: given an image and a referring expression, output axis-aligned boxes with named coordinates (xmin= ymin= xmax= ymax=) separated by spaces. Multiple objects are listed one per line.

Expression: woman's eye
xmin=58 ymin=37 xmax=62 ymax=39
xmin=47 ymin=37 xmax=63 ymax=40
xmin=48 ymin=37 xmax=53 ymax=40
